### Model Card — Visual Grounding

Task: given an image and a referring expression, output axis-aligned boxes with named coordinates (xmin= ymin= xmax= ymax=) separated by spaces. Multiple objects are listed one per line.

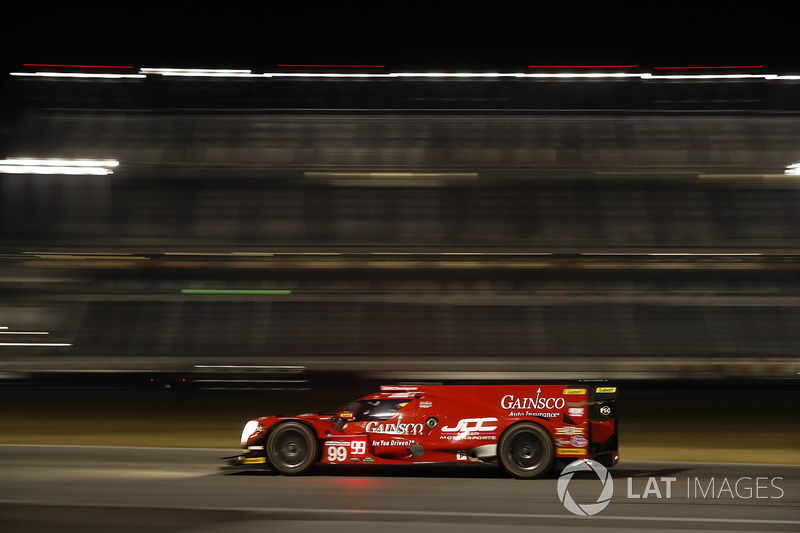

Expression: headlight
xmin=240 ymin=420 xmax=260 ymax=447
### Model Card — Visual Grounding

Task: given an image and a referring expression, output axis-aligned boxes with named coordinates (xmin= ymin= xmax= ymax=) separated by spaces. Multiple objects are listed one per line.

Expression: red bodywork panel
xmin=238 ymin=383 xmax=618 ymax=469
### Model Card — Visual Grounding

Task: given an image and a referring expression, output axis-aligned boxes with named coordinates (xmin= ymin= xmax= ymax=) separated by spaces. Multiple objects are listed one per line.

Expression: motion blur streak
xmin=11 ymin=66 xmax=800 ymax=81
xmin=139 ymin=68 xmax=256 ymax=77
xmin=2 ymin=63 xmax=800 ymax=385
xmin=0 ymin=343 xmax=71 ymax=347
xmin=0 ymin=158 xmax=118 ymax=175
xmin=527 ymin=65 xmax=639 ymax=68
xmin=653 ymin=65 xmax=764 ymax=69
xmin=277 ymin=64 xmax=388 ymax=68
xmin=23 ymin=64 xmax=135 ymax=69
xmin=10 ymin=71 xmax=145 ymax=79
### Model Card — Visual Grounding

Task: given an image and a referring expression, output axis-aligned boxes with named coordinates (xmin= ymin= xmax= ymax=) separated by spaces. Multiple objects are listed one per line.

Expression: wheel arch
xmin=264 ymin=418 xmax=321 ymax=439
xmin=498 ymin=418 xmax=556 ymax=442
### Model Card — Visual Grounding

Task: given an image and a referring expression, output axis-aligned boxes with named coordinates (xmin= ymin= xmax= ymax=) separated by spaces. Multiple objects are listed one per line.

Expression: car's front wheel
xmin=266 ymin=422 xmax=319 ymax=475
xmin=498 ymin=422 xmax=555 ymax=479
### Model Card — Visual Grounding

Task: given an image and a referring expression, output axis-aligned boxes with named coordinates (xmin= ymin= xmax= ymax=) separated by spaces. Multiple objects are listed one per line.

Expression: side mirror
xmin=334 ymin=411 xmax=354 ymax=432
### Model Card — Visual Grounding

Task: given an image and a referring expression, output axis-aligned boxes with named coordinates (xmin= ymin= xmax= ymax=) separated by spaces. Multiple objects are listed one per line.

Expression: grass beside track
xmin=1 ymin=385 xmax=798 ymax=464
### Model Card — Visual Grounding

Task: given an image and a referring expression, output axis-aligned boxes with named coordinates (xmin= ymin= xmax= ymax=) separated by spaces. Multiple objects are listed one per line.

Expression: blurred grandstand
xmin=1 ymin=68 xmax=798 ymax=383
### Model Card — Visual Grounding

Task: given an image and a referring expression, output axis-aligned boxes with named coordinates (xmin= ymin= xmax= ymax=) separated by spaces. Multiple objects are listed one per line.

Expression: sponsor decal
xmin=440 ymin=417 xmax=498 ymax=441
xmin=456 ymin=452 xmax=468 ymax=461
xmin=372 ymin=439 xmax=416 ymax=447
xmin=558 ymin=448 xmax=588 ymax=455
xmin=556 ymin=426 xmax=585 ymax=435
xmin=571 ymin=435 xmax=588 ymax=448
xmin=419 ymin=401 xmax=433 ymax=408
xmin=441 ymin=417 xmax=498 ymax=433
xmin=568 ymin=407 xmax=585 ymax=417
xmin=508 ymin=411 xmax=560 ymax=418
xmin=242 ymin=457 xmax=267 ymax=464
xmin=362 ymin=457 xmax=374 ymax=464
xmin=501 ymin=389 xmax=566 ymax=411
xmin=563 ymin=388 xmax=587 ymax=395
xmin=595 ymin=387 xmax=616 ymax=393
xmin=600 ymin=406 xmax=612 ymax=416
xmin=555 ymin=438 xmax=572 ymax=447
xmin=365 ymin=420 xmax=424 ymax=435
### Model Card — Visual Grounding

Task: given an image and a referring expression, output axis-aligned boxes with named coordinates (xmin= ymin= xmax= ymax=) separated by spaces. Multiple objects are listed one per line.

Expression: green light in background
xmin=181 ymin=289 xmax=292 ymax=295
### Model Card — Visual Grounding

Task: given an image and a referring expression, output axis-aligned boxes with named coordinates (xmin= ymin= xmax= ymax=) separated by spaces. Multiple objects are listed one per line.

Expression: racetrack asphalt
xmin=0 ymin=445 xmax=798 ymax=533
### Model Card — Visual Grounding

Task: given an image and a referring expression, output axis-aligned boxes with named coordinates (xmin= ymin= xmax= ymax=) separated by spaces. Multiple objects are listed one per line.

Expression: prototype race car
xmin=229 ymin=383 xmax=618 ymax=479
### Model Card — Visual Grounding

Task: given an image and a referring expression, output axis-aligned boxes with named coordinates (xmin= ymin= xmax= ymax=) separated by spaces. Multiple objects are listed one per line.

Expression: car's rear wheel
xmin=498 ymin=422 xmax=555 ymax=479
xmin=266 ymin=422 xmax=318 ymax=475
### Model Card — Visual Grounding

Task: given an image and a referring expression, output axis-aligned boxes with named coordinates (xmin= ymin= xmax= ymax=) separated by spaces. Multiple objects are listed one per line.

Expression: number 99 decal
xmin=326 ymin=440 xmax=368 ymax=462
xmin=327 ymin=445 xmax=348 ymax=462
xmin=351 ymin=440 xmax=366 ymax=456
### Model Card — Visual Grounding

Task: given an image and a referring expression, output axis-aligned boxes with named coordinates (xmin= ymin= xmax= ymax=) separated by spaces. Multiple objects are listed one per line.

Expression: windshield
xmin=337 ymin=398 xmax=415 ymax=422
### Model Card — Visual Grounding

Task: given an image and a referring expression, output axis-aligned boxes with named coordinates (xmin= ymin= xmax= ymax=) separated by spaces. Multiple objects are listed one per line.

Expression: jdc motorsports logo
xmin=557 ymin=460 xmax=786 ymax=516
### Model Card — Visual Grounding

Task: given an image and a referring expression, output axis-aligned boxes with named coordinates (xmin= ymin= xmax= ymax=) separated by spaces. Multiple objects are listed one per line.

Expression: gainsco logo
xmin=365 ymin=421 xmax=424 ymax=435
xmin=501 ymin=389 xmax=566 ymax=410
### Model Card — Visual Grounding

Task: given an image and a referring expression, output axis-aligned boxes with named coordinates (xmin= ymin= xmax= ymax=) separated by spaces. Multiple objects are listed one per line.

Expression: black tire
xmin=498 ymin=422 xmax=555 ymax=479
xmin=266 ymin=422 xmax=319 ymax=475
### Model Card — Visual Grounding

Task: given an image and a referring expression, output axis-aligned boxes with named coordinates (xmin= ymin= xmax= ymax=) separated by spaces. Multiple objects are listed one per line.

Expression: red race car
xmin=229 ymin=383 xmax=618 ymax=479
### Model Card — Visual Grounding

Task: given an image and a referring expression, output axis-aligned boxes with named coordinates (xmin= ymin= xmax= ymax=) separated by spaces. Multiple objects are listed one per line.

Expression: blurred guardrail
xmin=190 ymin=364 xmax=309 ymax=390
xmin=0 ymin=355 xmax=795 ymax=383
